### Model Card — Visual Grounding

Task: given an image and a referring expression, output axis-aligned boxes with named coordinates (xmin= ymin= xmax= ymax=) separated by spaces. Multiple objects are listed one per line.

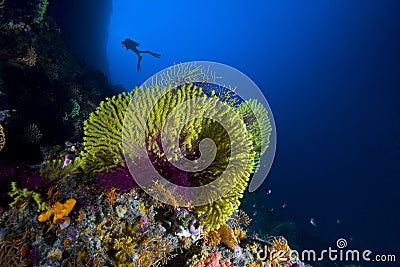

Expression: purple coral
xmin=0 ymin=161 xmax=17 ymax=181
xmin=189 ymin=219 xmax=201 ymax=235
xmin=128 ymin=153 xmax=192 ymax=202
xmin=139 ymin=216 xmax=148 ymax=232
xmin=67 ymin=227 xmax=79 ymax=241
xmin=233 ymin=245 xmax=243 ymax=259
xmin=96 ymin=165 xmax=138 ymax=193
xmin=18 ymin=167 xmax=47 ymax=190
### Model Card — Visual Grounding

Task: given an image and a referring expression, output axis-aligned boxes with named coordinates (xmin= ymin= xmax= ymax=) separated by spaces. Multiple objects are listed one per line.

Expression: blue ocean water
xmin=103 ymin=0 xmax=400 ymax=259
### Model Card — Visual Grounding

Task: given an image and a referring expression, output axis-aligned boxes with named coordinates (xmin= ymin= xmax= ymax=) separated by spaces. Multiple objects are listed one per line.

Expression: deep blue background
xmin=55 ymin=0 xmax=400 ymax=261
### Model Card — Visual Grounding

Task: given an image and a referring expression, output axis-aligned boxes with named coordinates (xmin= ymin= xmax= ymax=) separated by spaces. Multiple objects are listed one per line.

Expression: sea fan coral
xmin=79 ymin=91 xmax=133 ymax=174
xmin=202 ymin=230 xmax=221 ymax=247
xmin=217 ymin=224 xmax=238 ymax=250
xmin=145 ymin=62 xmax=220 ymax=89
xmin=24 ymin=124 xmax=43 ymax=144
xmin=123 ymin=84 xmax=255 ymax=230
xmin=80 ymin=75 xmax=269 ymax=230
xmin=237 ymin=99 xmax=272 ymax=171
xmin=267 ymin=236 xmax=292 ymax=267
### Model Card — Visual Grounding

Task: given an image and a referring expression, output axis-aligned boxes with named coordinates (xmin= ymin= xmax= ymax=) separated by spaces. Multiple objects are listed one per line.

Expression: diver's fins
xmin=147 ymin=51 xmax=161 ymax=58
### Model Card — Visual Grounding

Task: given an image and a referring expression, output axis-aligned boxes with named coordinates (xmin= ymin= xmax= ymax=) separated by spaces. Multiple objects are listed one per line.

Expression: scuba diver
xmin=122 ymin=38 xmax=161 ymax=72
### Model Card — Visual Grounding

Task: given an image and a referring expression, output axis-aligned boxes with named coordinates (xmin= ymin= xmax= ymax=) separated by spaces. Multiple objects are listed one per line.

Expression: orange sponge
xmin=38 ymin=198 xmax=76 ymax=223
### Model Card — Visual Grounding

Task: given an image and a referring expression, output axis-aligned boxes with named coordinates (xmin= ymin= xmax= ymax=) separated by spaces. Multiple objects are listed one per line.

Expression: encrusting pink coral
xmin=193 ymin=251 xmax=231 ymax=267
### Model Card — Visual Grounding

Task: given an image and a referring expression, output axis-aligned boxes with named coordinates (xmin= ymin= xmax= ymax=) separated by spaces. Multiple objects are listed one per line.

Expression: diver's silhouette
xmin=122 ymin=38 xmax=161 ymax=72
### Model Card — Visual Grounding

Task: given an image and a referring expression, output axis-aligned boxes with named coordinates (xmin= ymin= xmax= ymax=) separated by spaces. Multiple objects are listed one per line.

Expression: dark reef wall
xmin=0 ymin=0 xmax=115 ymax=163
xmin=47 ymin=0 xmax=113 ymax=78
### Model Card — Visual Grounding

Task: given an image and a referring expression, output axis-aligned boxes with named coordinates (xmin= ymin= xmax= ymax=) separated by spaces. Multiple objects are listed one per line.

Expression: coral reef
xmin=0 ymin=229 xmax=29 ymax=266
xmin=0 ymin=80 xmax=300 ymax=267
xmin=0 ymin=169 xmax=306 ymax=266
xmin=0 ymin=2 xmax=307 ymax=267
xmin=79 ymin=83 xmax=258 ymax=230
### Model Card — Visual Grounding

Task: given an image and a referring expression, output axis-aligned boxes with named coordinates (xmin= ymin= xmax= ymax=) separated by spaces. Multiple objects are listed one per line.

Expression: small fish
xmin=282 ymin=203 xmax=287 ymax=208
xmin=262 ymin=189 xmax=272 ymax=195
xmin=336 ymin=219 xmax=342 ymax=224
xmin=270 ymin=208 xmax=274 ymax=212
xmin=252 ymin=204 xmax=256 ymax=208
xmin=310 ymin=218 xmax=317 ymax=227
xmin=252 ymin=211 xmax=258 ymax=217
